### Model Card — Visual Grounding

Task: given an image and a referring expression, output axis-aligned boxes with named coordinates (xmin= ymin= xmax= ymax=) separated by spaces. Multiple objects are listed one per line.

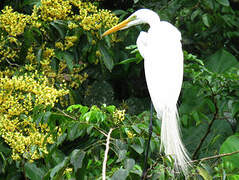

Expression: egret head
xmin=102 ymin=9 xmax=160 ymax=37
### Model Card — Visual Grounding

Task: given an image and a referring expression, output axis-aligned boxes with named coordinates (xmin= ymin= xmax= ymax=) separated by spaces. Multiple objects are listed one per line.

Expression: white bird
xmin=102 ymin=9 xmax=190 ymax=174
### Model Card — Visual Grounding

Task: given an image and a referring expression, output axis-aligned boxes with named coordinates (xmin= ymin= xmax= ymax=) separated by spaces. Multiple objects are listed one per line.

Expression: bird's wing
xmin=136 ymin=31 xmax=149 ymax=59
xmin=137 ymin=22 xmax=184 ymax=112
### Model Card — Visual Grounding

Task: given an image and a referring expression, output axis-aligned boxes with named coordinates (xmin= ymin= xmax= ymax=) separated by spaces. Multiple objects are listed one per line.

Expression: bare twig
xmin=191 ymin=150 xmax=239 ymax=163
xmin=192 ymin=82 xmax=218 ymax=159
xmin=102 ymin=128 xmax=114 ymax=180
xmin=144 ymin=150 xmax=239 ymax=178
xmin=6 ymin=59 xmax=20 ymax=67
xmin=94 ymin=127 xmax=108 ymax=137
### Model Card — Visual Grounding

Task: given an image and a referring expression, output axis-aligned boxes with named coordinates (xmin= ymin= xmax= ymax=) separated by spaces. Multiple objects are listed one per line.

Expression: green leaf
xmin=220 ymin=135 xmax=239 ymax=167
xmin=0 ymin=143 xmax=11 ymax=155
xmin=192 ymin=111 xmax=200 ymax=125
xmin=132 ymin=125 xmax=141 ymax=134
xmin=24 ymin=162 xmax=45 ymax=180
xmin=216 ymin=0 xmax=230 ymax=6
xmin=202 ymin=14 xmax=210 ymax=27
xmin=98 ymin=42 xmax=114 ymax=71
xmin=55 ymin=51 xmax=74 ymax=72
xmin=118 ymin=58 xmax=138 ymax=65
xmin=52 ymin=149 xmax=66 ymax=164
xmin=67 ymin=122 xmax=82 ymax=141
xmin=67 ymin=104 xmax=82 ymax=112
xmin=50 ymin=21 xmax=66 ymax=39
xmin=191 ymin=9 xmax=201 ymax=21
xmin=70 ymin=149 xmax=85 ymax=171
xmin=205 ymin=98 xmax=215 ymax=113
xmin=130 ymin=143 xmax=143 ymax=154
xmin=181 ymin=114 xmax=189 ymax=127
xmin=232 ymin=102 xmax=239 ymax=117
xmin=50 ymin=157 xmax=70 ymax=179
xmin=229 ymin=175 xmax=239 ymax=180
xmin=117 ymin=150 xmax=127 ymax=162
xmin=106 ymin=105 xmax=116 ymax=114
xmin=125 ymin=45 xmax=137 ymax=50
xmin=206 ymin=49 xmax=239 ymax=73
xmin=111 ymin=168 xmax=129 ymax=180
xmin=197 ymin=167 xmax=212 ymax=180
xmin=88 ymin=46 xmax=96 ymax=64
xmin=63 ymin=53 xmax=74 ymax=72
xmin=124 ymin=159 xmax=135 ymax=171
xmin=23 ymin=0 xmax=41 ymax=6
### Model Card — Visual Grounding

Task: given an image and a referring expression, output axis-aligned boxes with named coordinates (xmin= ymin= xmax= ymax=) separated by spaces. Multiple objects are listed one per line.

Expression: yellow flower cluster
xmin=30 ymin=6 xmax=42 ymax=28
xmin=68 ymin=22 xmax=78 ymax=29
xmin=113 ymin=109 xmax=126 ymax=124
xmin=26 ymin=47 xmax=36 ymax=63
xmin=0 ymin=116 xmax=54 ymax=161
xmin=0 ymin=68 xmax=15 ymax=78
xmin=0 ymin=72 xmax=68 ymax=161
xmin=65 ymin=36 xmax=78 ymax=49
xmin=64 ymin=167 xmax=73 ymax=175
xmin=55 ymin=36 xmax=78 ymax=50
xmin=40 ymin=0 xmax=72 ymax=21
xmin=41 ymin=47 xmax=56 ymax=77
xmin=0 ymin=73 xmax=68 ymax=117
xmin=0 ymin=35 xmax=21 ymax=63
xmin=126 ymin=130 xmax=136 ymax=139
xmin=57 ymin=61 xmax=88 ymax=89
xmin=39 ymin=0 xmax=119 ymax=36
xmin=80 ymin=9 xmax=118 ymax=33
xmin=0 ymin=6 xmax=31 ymax=36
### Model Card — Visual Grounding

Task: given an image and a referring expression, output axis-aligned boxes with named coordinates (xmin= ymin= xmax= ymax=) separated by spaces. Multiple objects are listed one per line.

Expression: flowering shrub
xmin=0 ymin=72 xmax=68 ymax=161
xmin=0 ymin=0 xmax=119 ymax=167
xmin=0 ymin=0 xmax=119 ymax=89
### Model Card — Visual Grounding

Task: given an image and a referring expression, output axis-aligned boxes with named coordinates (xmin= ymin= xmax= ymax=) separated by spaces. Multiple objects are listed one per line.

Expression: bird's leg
xmin=141 ymin=102 xmax=153 ymax=180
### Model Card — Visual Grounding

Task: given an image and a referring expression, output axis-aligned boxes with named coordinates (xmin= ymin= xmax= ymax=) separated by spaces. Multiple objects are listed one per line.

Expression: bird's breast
xmin=143 ymin=38 xmax=184 ymax=108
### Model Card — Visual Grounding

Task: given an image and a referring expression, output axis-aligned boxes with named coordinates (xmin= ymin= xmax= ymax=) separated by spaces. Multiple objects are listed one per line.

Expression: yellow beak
xmin=102 ymin=19 xmax=131 ymax=37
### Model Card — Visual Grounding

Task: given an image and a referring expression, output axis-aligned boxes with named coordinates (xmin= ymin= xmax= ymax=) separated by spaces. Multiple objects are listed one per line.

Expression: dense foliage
xmin=0 ymin=0 xmax=239 ymax=179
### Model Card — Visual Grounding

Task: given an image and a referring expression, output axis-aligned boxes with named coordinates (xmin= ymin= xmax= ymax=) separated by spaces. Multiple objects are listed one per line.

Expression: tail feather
xmin=159 ymin=105 xmax=191 ymax=175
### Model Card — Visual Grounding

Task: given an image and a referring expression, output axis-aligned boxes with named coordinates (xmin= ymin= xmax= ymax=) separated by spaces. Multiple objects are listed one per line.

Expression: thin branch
xmin=94 ymin=127 xmax=108 ymax=137
xmin=192 ymin=82 xmax=218 ymax=159
xmin=191 ymin=150 xmax=239 ymax=163
xmin=192 ymin=111 xmax=218 ymax=159
xmin=6 ymin=59 xmax=20 ymax=67
xmin=56 ymin=108 xmax=77 ymax=120
xmin=144 ymin=150 xmax=239 ymax=178
xmin=102 ymin=128 xmax=114 ymax=180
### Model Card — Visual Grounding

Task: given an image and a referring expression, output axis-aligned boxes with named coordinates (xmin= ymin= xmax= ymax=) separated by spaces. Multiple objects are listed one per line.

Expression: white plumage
xmin=103 ymin=9 xmax=190 ymax=175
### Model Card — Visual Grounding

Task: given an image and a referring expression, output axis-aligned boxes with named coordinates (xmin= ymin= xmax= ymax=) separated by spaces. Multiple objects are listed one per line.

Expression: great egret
xmin=102 ymin=9 xmax=190 ymax=174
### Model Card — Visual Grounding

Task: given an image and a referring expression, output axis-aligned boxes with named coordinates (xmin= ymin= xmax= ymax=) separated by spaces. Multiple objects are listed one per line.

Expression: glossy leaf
xmin=118 ymin=58 xmax=138 ymax=65
xmin=202 ymin=14 xmax=210 ymax=27
xmin=130 ymin=144 xmax=143 ymax=154
xmin=191 ymin=9 xmax=201 ymax=21
xmin=220 ymin=135 xmax=239 ymax=167
xmin=232 ymin=102 xmax=239 ymax=117
xmin=206 ymin=49 xmax=239 ymax=73
xmin=50 ymin=157 xmax=70 ymax=179
xmin=111 ymin=168 xmax=129 ymax=180
xmin=216 ymin=0 xmax=229 ymax=6
xmin=98 ymin=42 xmax=114 ymax=71
xmin=124 ymin=158 xmax=135 ymax=171
xmin=24 ymin=163 xmax=45 ymax=180
xmin=70 ymin=149 xmax=86 ymax=171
